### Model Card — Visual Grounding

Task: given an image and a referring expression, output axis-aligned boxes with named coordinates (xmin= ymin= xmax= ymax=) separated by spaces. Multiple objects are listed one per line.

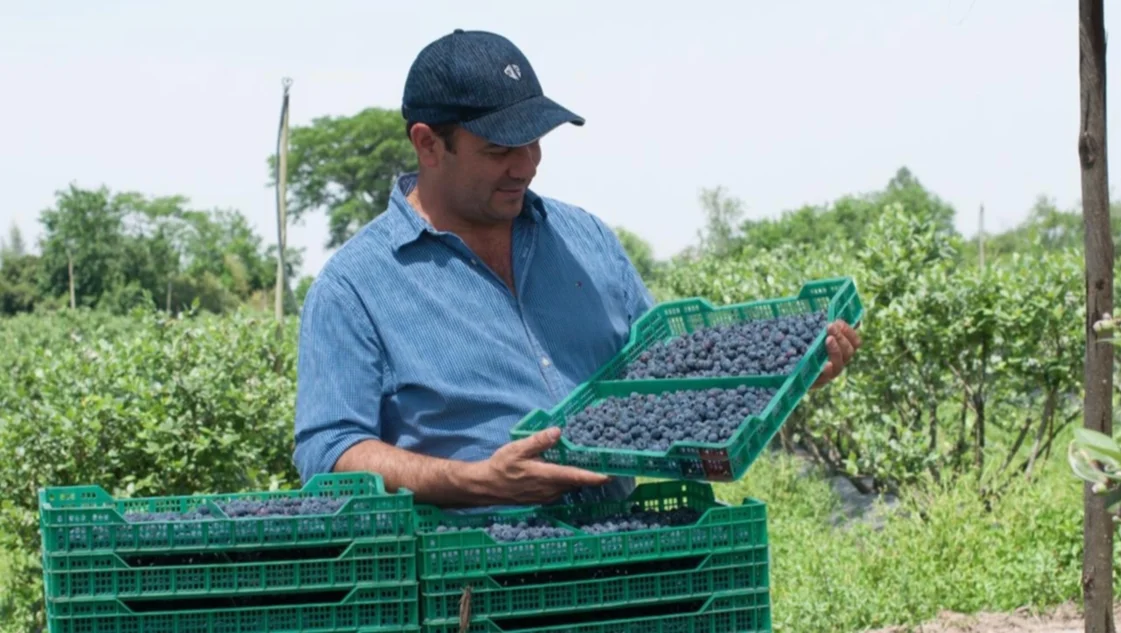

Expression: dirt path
xmin=865 ymin=603 xmax=1121 ymax=633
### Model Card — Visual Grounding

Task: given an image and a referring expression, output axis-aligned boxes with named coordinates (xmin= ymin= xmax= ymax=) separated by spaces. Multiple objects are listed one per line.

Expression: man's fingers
xmin=826 ymin=334 xmax=844 ymax=370
xmin=835 ymin=331 xmax=855 ymax=365
xmin=813 ymin=361 xmax=835 ymax=388
xmin=528 ymin=460 xmax=609 ymax=487
xmin=510 ymin=427 xmax=562 ymax=458
xmin=837 ymin=320 xmax=862 ymax=349
xmin=812 ymin=336 xmax=844 ymax=388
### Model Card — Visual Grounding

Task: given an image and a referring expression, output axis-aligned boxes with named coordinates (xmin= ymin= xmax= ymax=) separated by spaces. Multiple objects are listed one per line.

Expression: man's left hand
xmin=812 ymin=320 xmax=862 ymax=389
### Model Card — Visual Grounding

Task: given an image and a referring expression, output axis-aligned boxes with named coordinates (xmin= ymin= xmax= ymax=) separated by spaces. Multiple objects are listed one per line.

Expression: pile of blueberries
xmin=571 ymin=506 xmax=702 ymax=535
xmin=59 ymin=496 xmax=370 ymax=549
xmin=433 ymin=517 xmax=572 ymax=542
xmin=215 ymin=497 xmax=348 ymax=519
xmin=622 ymin=311 xmax=828 ymax=380
xmin=562 ymin=385 xmax=777 ymax=452
xmin=431 ymin=506 xmax=705 ymax=544
xmin=115 ymin=496 xmax=351 ymax=523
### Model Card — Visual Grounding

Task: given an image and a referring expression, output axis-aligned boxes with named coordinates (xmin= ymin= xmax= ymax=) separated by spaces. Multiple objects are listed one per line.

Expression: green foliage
xmin=713 ymin=452 xmax=1092 ymax=633
xmin=0 ymin=252 xmax=40 ymax=314
xmin=37 ymin=184 xmax=129 ymax=307
xmin=0 ymin=162 xmax=1106 ymax=632
xmin=612 ymin=226 xmax=660 ymax=283
xmin=695 ymin=185 xmax=746 ymax=257
xmin=294 ymin=274 xmax=315 ymax=306
xmin=658 ymin=178 xmax=1084 ymax=493
xmin=271 ymin=107 xmax=417 ymax=249
xmin=734 ymin=167 xmax=957 ymax=254
xmin=976 ymin=194 xmax=1121 ymax=262
xmin=0 ymin=308 xmax=300 ymax=631
xmin=1 ymin=222 xmax=27 ymax=258
xmin=1 ymin=185 xmax=300 ymax=318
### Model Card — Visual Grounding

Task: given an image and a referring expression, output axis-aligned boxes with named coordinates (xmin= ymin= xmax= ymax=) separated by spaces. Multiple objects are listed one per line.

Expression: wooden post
xmin=275 ymin=78 xmax=292 ymax=326
xmin=1078 ymin=1 xmax=1114 ymax=632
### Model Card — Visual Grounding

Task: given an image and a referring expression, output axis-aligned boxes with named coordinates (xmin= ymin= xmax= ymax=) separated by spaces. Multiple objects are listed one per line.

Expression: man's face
xmin=424 ymin=126 xmax=542 ymax=225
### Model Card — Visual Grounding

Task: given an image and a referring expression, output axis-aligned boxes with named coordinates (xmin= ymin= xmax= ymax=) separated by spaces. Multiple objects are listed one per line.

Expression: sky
xmin=0 ymin=1 xmax=1114 ymax=277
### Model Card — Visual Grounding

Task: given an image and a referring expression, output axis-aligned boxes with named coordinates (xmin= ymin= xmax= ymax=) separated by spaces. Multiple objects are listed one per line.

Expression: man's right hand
xmin=459 ymin=427 xmax=610 ymax=505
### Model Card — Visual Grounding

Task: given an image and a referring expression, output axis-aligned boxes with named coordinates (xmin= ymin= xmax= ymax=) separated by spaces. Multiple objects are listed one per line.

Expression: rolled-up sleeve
xmin=293 ymin=274 xmax=386 ymax=483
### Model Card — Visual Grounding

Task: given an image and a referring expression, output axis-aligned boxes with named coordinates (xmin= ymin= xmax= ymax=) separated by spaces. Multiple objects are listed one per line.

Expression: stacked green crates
xmin=415 ymin=481 xmax=772 ymax=633
xmin=38 ymin=472 xmax=419 ymax=633
xmin=511 ymin=277 xmax=864 ymax=482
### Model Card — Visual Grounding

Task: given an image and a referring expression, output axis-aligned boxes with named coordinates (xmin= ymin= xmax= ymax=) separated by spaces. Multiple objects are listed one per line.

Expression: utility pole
xmin=1078 ymin=1 xmax=1114 ymax=632
xmin=275 ymin=78 xmax=292 ymax=328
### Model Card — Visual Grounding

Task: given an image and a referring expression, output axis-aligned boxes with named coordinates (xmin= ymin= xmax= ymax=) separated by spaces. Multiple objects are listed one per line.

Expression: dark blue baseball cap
xmin=402 ymin=29 xmax=585 ymax=147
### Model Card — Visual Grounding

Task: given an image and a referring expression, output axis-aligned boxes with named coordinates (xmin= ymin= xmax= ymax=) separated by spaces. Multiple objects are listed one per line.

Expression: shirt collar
xmin=385 ymin=172 xmax=548 ymax=252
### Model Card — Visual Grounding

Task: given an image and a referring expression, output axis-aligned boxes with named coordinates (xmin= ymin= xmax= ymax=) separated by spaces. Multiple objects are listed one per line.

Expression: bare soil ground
xmin=866 ymin=603 xmax=1121 ymax=633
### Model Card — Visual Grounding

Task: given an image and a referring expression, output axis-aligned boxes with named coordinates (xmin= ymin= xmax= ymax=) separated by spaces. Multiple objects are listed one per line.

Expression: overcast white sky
xmin=0 ymin=1 xmax=1114 ymax=277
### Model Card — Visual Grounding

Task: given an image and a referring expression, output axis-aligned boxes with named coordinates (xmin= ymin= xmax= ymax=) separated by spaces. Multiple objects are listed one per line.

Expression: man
xmin=292 ymin=29 xmax=860 ymax=509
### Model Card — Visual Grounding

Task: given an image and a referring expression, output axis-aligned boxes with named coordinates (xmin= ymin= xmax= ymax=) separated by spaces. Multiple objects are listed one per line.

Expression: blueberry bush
xmin=0 ymin=308 xmax=299 ymax=632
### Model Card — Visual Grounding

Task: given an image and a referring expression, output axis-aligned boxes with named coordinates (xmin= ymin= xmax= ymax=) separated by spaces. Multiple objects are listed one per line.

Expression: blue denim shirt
xmin=293 ymin=172 xmax=654 ymax=508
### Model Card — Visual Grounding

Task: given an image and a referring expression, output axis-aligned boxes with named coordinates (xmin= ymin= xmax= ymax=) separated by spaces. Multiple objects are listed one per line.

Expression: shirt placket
xmin=510 ymin=219 xmax=565 ymax=401
xmin=435 ymin=218 xmax=565 ymax=401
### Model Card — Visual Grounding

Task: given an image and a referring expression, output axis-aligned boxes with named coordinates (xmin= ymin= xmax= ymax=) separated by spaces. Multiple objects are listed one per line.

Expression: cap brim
xmin=460 ymin=95 xmax=585 ymax=147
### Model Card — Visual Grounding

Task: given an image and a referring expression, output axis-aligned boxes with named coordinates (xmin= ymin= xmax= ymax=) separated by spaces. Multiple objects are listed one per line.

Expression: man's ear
xmin=409 ymin=123 xmax=443 ymax=168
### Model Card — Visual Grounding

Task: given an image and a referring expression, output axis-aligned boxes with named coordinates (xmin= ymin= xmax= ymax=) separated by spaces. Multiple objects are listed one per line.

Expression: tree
xmin=613 ymin=226 xmax=659 ymax=282
xmin=37 ymin=185 xmax=128 ymax=309
xmin=269 ymin=107 xmax=417 ymax=249
xmin=1 ymin=223 xmax=26 ymax=258
xmin=1077 ymin=1 xmax=1114 ymax=631
xmin=696 ymin=186 xmax=745 ymax=257
xmin=735 ymin=167 xmax=958 ymax=254
xmin=0 ymin=251 xmax=40 ymax=314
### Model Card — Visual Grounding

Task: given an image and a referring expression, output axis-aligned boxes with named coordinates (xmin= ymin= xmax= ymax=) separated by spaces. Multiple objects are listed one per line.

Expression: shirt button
xmin=541 ymin=357 xmax=551 ymax=367
xmin=471 ymin=259 xmax=478 ymax=266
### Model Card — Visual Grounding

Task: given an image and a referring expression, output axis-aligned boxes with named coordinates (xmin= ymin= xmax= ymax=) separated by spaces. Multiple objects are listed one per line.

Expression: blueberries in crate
xmin=573 ymin=506 xmax=703 ymax=535
xmin=624 ymin=311 xmax=828 ymax=379
xmin=433 ymin=517 xmax=572 ymax=542
xmin=215 ymin=497 xmax=347 ymax=518
xmin=562 ymin=385 xmax=776 ymax=452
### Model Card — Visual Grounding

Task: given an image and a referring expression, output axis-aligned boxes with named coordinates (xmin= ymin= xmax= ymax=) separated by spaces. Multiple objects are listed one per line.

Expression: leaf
xmin=1069 ymin=441 xmax=1109 ymax=485
xmin=1073 ymin=428 xmax=1121 ymax=466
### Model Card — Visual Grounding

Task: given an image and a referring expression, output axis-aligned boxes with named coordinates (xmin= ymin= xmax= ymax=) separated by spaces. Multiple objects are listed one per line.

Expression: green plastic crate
xmin=421 ymin=588 xmax=771 ymax=633
xmin=416 ymin=481 xmax=767 ymax=579
xmin=593 ymin=277 xmax=862 ymax=383
xmin=39 ymin=473 xmax=414 ymax=555
xmin=44 ymin=537 xmax=416 ymax=601
xmin=421 ymin=547 xmax=768 ymax=622
xmin=510 ymin=277 xmax=864 ymax=481
xmin=45 ymin=584 xmax=418 ymax=632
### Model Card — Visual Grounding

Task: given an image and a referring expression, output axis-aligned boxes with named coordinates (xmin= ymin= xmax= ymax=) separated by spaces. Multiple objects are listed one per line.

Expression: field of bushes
xmin=0 ymin=169 xmax=1117 ymax=632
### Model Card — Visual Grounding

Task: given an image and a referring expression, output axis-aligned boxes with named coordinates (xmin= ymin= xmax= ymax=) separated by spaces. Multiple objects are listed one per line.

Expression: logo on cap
xmin=503 ymin=63 xmax=522 ymax=80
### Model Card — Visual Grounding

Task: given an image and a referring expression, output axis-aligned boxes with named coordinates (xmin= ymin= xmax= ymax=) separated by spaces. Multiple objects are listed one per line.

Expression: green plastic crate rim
xmin=43 ymin=537 xmax=416 ymax=602
xmin=45 ymin=584 xmax=418 ymax=632
xmin=421 ymin=547 xmax=768 ymax=622
xmin=38 ymin=473 xmax=414 ymax=555
xmin=420 ymin=588 xmax=771 ymax=633
xmin=510 ymin=277 xmax=864 ymax=482
xmin=415 ymin=480 xmax=767 ymax=579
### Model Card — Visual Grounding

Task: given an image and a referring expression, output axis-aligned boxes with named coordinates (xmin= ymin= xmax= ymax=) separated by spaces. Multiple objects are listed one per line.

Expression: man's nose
xmin=507 ymin=145 xmax=538 ymax=181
